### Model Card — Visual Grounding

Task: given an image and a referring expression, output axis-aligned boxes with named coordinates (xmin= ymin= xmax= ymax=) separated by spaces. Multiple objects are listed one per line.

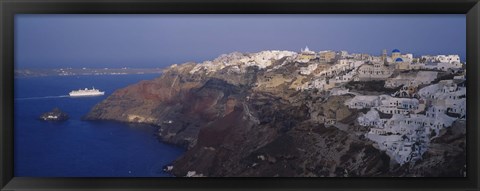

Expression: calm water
xmin=14 ymin=74 xmax=185 ymax=177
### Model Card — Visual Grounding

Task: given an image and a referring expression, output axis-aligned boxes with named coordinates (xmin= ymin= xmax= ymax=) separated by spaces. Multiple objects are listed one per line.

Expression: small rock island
xmin=40 ymin=108 xmax=69 ymax=121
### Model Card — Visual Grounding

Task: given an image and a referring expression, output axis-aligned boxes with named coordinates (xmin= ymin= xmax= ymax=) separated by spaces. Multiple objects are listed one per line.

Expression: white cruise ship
xmin=69 ymin=87 xmax=105 ymax=97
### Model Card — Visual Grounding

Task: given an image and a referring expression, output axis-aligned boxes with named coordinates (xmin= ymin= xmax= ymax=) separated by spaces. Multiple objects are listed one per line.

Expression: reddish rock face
xmin=182 ymin=90 xmax=221 ymax=121
xmin=85 ymin=66 xmax=248 ymax=149
xmin=196 ymin=106 xmax=245 ymax=148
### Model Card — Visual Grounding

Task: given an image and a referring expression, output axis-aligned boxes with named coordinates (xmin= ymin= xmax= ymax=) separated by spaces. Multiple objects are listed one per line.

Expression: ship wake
xmin=15 ymin=95 xmax=70 ymax=100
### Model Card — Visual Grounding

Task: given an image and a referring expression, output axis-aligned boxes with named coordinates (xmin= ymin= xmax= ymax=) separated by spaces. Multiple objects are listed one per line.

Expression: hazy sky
xmin=15 ymin=14 xmax=465 ymax=69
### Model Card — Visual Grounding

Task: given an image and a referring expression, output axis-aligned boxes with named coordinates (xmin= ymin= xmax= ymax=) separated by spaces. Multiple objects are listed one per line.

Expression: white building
xmin=421 ymin=55 xmax=460 ymax=64
xmin=446 ymin=98 xmax=466 ymax=118
xmin=377 ymin=95 xmax=420 ymax=115
xmin=299 ymin=63 xmax=318 ymax=75
xmin=329 ymin=70 xmax=356 ymax=84
xmin=435 ymin=55 xmax=461 ymax=63
xmin=424 ymin=106 xmax=457 ymax=132
xmin=418 ymin=80 xmax=463 ymax=100
xmin=189 ymin=50 xmax=297 ymax=74
xmin=358 ymin=108 xmax=381 ymax=126
xmin=357 ymin=62 xmax=393 ymax=80
xmin=345 ymin=95 xmax=380 ymax=109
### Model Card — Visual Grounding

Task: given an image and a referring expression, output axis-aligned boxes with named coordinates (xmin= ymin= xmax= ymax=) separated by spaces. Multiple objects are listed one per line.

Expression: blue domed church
xmin=392 ymin=49 xmax=401 ymax=60
xmin=391 ymin=49 xmax=411 ymax=70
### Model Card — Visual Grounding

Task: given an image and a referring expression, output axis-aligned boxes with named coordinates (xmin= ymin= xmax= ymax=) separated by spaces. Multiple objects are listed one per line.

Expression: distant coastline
xmin=14 ymin=68 xmax=163 ymax=78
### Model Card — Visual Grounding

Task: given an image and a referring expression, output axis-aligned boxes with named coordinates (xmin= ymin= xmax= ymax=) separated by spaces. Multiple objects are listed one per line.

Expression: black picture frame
xmin=1 ymin=0 xmax=479 ymax=190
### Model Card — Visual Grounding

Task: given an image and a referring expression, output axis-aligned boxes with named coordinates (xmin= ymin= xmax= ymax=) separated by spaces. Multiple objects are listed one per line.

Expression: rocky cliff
xmin=85 ymin=50 xmax=465 ymax=177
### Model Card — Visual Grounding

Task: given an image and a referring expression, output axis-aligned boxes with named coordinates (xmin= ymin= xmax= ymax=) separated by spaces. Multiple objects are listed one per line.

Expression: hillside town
xmin=88 ymin=46 xmax=466 ymax=176
xmin=187 ymin=47 xmax=466 ymax=165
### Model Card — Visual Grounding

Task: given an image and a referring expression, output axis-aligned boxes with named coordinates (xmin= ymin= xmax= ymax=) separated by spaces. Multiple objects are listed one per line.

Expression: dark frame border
xmin=1 ymin=0 xmax=479 ymax=190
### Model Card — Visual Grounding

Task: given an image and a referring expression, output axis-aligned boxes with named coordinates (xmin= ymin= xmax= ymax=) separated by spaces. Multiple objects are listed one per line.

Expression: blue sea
xmin=14 ymin=74 xmax=185 ymax=177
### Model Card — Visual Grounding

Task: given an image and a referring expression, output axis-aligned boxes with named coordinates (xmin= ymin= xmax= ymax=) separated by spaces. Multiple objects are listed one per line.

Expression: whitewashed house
xmin=299 ymin=63 xmax=318 ymax=75
xmin=345 ymin=96 xmax=380 ymax=109
xmin=357 ymin=62 xmax=393 ymax=80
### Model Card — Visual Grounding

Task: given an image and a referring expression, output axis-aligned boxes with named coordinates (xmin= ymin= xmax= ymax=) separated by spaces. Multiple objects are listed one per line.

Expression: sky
xmin=15 ymin=14 xmax=466 ymax=69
